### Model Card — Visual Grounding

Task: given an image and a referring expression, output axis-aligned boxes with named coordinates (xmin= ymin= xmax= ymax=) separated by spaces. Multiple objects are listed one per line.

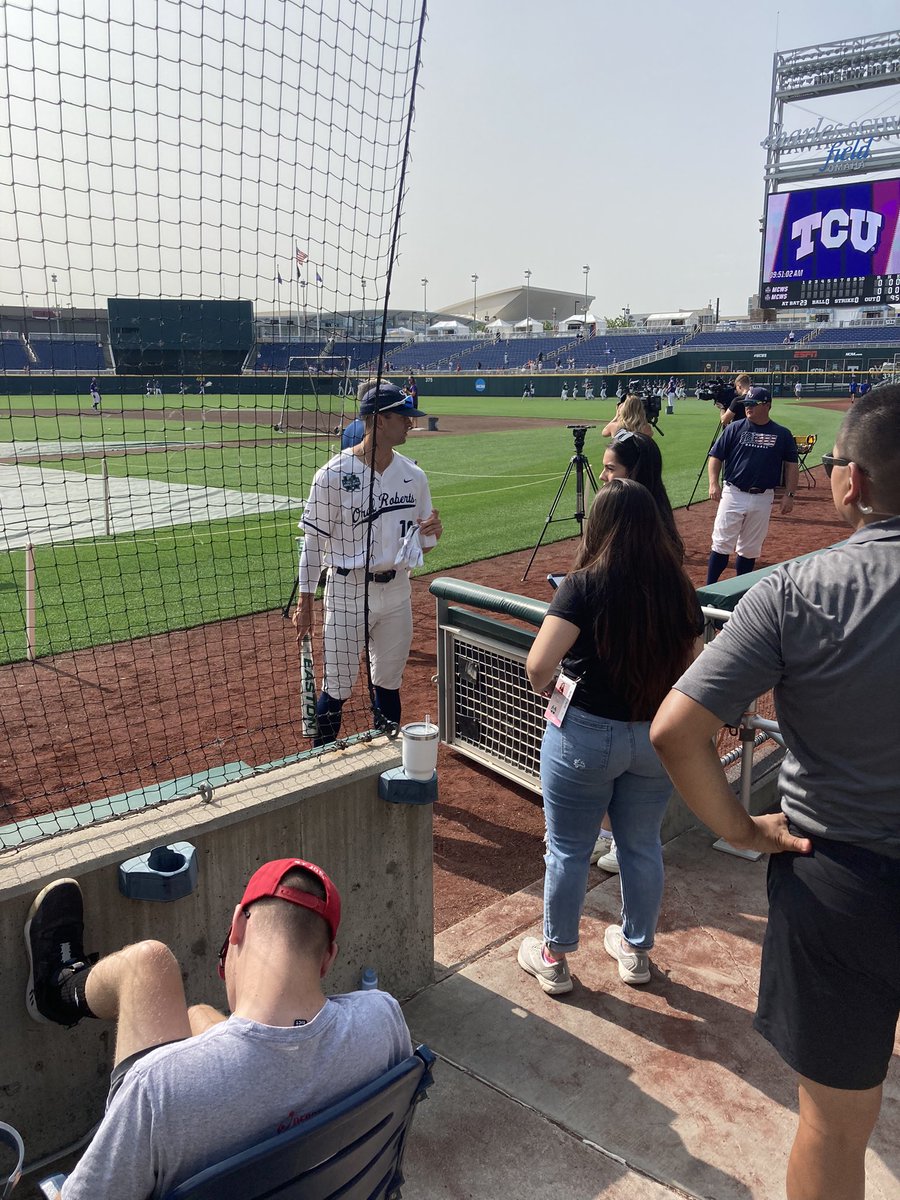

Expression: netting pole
xmin=101 ymin=457 xmax=111 ymax=536
xmin=25 ymin=543 xmax=36 ymax=662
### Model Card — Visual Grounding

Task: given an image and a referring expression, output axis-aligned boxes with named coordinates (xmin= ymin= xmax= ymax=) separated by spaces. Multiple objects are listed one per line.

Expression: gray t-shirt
xmin=674 ymin=518 xmax=900 ymax=855
xmin=61 ymin=991 xmax=412 ymax=1200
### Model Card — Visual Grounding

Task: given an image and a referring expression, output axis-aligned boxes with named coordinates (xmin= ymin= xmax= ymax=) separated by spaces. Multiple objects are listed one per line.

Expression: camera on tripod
xmin=566 ymin=423 xmax=595 ymax=454
xmin=697 ymin=377 xmax=735 ymax=409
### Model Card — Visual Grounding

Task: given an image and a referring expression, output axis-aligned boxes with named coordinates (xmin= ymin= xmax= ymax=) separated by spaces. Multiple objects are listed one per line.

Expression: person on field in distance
xmin=517 ymin=480 xmax=703 ymax=997
xmin=705 ymin=387 xmax=798 ymax=584
xmin=652 ymin=387 xmax=900 ymax=1200
xmin=25 ymin=859 xmax=412 ymax=1199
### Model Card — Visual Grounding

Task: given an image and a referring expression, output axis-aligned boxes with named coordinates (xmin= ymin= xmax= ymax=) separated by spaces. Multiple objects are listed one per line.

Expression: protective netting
xmin=0 ymin=0 xmax=428 ymax=846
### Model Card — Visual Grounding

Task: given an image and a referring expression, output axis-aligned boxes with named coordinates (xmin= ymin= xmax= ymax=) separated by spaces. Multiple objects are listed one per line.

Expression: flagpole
xmin=316 ymin=268 xmax=321 ymax=342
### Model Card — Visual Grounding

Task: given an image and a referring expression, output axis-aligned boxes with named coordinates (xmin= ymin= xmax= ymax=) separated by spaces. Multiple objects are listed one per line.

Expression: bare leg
xmin=84 ymin=940 xmax=192 ymax=1066
xmin=188 ymin=1004 xmax=228 ymax=1035
xmin=786 ymin=1074 xmax=882 ymax=1200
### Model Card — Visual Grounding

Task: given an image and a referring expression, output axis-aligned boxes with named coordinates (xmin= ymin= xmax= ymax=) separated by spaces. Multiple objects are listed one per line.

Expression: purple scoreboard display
xmin=761 ymin=177 xmax=900 ymax=308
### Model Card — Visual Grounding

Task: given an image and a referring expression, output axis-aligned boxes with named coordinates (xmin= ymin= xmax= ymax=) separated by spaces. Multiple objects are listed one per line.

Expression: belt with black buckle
xmin=732 ymin=485 xmax=768 ymax=495
xmin=335 ymin=567 xmax=396 ymax=584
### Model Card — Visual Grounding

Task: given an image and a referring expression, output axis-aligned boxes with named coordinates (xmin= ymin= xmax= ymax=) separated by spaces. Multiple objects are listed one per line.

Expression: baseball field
xmin=0 ymin=386 xmax=845 ymax=666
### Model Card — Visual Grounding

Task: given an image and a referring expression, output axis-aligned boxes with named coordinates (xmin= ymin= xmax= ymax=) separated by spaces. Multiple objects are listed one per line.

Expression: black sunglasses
xmin=821 ymin=454 xmax=869 ymax=479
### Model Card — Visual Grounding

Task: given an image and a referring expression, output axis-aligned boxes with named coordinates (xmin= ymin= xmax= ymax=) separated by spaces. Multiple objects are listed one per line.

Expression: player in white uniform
xmin=293 ymin=383 xmax=443 ymax=745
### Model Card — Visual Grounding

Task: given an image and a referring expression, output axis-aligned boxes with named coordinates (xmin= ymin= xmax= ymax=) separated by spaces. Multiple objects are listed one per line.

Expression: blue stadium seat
xmin=0 ymin=339 xmax=31 ymax=370
xmin=812 ymin=325 xmax=900 ymax=345
xmin=26 ymin=337 xmax=107 ymax=372
xmin=39 ymin=1045 xmax=435 ymax=1200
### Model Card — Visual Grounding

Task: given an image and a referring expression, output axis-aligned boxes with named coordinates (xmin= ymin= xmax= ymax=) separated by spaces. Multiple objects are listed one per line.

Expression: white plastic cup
xmin=400 ymin=716 xmax=439 ymax=781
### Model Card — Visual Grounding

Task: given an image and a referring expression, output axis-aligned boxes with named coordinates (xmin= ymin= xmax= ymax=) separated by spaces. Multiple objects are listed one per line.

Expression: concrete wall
xmin=0 ymin=739 xmax=433 ymax=1166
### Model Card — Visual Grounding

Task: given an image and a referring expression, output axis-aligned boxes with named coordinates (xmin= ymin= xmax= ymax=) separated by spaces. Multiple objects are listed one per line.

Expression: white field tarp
xmin=0 ymin=457 xmax=300 ymax=551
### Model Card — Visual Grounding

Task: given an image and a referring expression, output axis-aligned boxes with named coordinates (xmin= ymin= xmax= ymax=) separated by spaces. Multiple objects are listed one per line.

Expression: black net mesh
xmin=0 ymin=0 xmax=428 ymax=847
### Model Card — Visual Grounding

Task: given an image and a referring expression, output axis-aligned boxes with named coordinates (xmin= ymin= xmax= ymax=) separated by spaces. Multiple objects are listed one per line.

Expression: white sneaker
xmin=590 ymin=834 xmax=613 ymax=865
xmin=604 ymin=924 xmax=651 ymax=985
xmin=596 ymin=839 xmax=619 ymax=873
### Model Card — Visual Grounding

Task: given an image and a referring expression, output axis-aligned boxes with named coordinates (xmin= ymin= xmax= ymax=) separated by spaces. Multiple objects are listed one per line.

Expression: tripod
xmin=685 ymin=415 xmax=725 ymax=509
xmin=522 ymin=425 xmax=598 ymax=581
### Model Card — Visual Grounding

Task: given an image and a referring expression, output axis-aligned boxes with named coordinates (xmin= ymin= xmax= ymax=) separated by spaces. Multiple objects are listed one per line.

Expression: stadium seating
xmin=28 ymin=337 xmax=107 ymax=372
xmin=811 ymin=325 xmax=900 ymax=345
xmin=383 ymin=340 xmax=479 ymax=371
xmin=0 ymin=335 xmax=31 ymax=371
xmin=253 ymin=341 xmax=328 ymax=372
xmin=685 ymin=329 xmax=809 ymax=347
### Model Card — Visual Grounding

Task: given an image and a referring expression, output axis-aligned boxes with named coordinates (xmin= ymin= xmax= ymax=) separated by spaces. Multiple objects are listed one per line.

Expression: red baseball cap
xmin=218 ymin=859 xmax=341 ymax=979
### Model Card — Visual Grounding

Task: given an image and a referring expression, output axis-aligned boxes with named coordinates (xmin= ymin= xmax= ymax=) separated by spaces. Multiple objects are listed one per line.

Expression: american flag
xmin=295 ymin=247 xmax=308 ymax=266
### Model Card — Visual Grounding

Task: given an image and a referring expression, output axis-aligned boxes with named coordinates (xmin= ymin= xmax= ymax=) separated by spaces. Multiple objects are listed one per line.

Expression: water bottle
xmin=360 ymin=967 xmax=378 ymax=991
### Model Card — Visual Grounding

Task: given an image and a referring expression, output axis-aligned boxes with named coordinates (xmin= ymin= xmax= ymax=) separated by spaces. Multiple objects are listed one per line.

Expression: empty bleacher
xmin=684 ymin=329 xmax=809 ymax=348
xmin=252 ymin=341 xmax=407 ymax=373
xmin=0 ymin=333 xmax=31 ymax=371
xmin=811 ymin=325 xmax=900 ymax=345
xmin=382 ymin=340 xmax=479 ymax=372
xmin=28 ymin=335 xmax=108 ymax=372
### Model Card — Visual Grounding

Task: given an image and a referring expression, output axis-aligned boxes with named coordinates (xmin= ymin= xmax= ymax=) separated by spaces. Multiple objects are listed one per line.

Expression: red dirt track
xmin=0 ymin=465 xmax=846 ymax=931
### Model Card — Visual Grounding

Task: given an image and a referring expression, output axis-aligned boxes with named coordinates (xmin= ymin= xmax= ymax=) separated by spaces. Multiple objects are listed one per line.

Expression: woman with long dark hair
xmin=600 ymin=429 xmax=682 ymax=559
xmin=518 ymin=479 xmax=702 ymax=994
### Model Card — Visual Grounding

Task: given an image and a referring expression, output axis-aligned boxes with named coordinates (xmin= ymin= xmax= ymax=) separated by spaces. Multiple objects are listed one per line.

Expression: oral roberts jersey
xmin=298 ymin=448 xmax=434 ymax=591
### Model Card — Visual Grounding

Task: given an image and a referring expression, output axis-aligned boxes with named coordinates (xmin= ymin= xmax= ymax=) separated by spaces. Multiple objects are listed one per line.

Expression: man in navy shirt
xmin=706 ymin=389 xmax=798 ymax=583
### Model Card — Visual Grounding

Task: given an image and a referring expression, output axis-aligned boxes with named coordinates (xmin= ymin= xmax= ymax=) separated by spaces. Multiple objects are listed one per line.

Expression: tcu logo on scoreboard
xmin=791 ymin=208 xmax=883 ymax=260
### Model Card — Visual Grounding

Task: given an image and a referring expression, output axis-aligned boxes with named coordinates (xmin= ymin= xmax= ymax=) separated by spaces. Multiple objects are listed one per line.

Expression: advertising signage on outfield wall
xmin=760 ymin=177 xmax=900 ymax=308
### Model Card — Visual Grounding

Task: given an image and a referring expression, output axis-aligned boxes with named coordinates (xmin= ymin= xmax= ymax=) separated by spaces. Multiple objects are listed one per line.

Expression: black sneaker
xmin=24 ymin=879 xmax=91 ymax=1026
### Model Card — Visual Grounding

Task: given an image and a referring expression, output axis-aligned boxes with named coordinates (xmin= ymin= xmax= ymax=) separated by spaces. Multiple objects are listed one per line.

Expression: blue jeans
xmin=540 ymin=706 xmax=672 ymax=954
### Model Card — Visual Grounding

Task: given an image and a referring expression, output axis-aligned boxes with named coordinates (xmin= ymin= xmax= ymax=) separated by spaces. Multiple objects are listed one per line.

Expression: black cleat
xmin=24 ymin=879 xmax=91 ymax=1026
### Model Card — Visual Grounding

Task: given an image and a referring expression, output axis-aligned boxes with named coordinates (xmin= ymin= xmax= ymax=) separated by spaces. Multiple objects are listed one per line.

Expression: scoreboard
xmin=760 ymin=177 xmax=900 ymax=309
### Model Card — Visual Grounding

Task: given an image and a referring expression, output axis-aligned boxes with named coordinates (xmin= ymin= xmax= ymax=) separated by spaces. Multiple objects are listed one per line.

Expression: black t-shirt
xmin=546 ymin=570 xmax=704 ymax=721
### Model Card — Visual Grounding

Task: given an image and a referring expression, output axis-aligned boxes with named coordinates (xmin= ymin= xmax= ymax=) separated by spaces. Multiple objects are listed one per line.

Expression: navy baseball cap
xmin=359 ymin=382 xmax=426 ymax=418
xmin=744 ymin=386 xmax=772 ymax=407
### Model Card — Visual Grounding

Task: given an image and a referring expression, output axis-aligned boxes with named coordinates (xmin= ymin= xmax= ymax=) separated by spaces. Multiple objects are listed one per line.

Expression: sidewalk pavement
xmin=402 ymin=827 xmax=900 ymax=1199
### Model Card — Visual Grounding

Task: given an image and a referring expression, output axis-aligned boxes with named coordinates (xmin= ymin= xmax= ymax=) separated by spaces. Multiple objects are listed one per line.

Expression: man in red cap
xmin=24 ymin=861 xmax=412 ymax=1199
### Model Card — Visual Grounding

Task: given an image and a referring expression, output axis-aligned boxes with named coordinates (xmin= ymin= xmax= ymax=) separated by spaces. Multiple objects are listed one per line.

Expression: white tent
xmin=386 ymin=326 xmax=416 ymax=337
xmin=561 ymin=311 xmax=603 ymax=331
xmin=428 ymin=319 xmax=470 ymax=335
xmin=485 ymin=318 xmax=513 ymax=330
xmin=513 ymin=317 xmax=543 ymax=332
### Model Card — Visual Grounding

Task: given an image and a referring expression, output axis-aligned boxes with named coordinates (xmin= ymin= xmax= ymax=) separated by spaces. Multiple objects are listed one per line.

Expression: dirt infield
xmin=0 ymin=466 xmax=847 ymax=931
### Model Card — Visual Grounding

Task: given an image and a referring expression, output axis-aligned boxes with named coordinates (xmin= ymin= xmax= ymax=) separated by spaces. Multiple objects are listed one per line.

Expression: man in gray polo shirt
xmin=651 ymin=386 xmax=900 ymax=1200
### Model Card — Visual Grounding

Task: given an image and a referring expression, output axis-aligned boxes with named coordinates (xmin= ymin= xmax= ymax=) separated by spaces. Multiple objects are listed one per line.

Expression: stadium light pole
xmin=524 ymin=269 xmax=531 ymax=334
xmin=583 ymin=265 xmax=590 ymax=326
xmin=23 ymin=292 xmax=29 ymax=341
xmin=360 ymin=277 xmax=367 ymax=337
xmin=421 ymin=277 xmax=428 ymax=331
xmin=471 ymin=273 xmax=478 ymax=336
xmin=51 ymin=273 xmax=59 ymax=333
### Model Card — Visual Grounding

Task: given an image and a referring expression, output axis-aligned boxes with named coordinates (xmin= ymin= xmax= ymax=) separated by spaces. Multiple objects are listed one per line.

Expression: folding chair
xmin=39 ymin=1045 xmax=435 ymax=1200
xmin=794 ymin=434 xmax=818 ymax=488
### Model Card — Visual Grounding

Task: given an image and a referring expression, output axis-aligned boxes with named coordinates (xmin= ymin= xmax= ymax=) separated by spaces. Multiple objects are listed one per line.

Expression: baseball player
xmin=706 ymin=387 xmax=799 ymax=584
xmin=292 ymin=382 xmax=442 ymax=746
xmin=89 ymin=378 xmax=101 ymax=412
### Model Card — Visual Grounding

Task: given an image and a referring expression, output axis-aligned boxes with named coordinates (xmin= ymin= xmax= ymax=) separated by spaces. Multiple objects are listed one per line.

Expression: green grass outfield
xmin=0 ymin=390 xmax=845 ymax=663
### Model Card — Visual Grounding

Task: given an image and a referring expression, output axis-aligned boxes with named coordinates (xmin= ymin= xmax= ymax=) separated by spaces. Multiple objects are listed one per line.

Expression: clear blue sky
xmin=391 ymin=1 xmax=900 ymax=318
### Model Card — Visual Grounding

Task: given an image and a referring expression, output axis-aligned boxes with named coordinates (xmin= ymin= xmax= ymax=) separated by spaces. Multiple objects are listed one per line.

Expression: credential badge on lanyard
xmin=545 ymin=670 xmax=579 ymax=728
